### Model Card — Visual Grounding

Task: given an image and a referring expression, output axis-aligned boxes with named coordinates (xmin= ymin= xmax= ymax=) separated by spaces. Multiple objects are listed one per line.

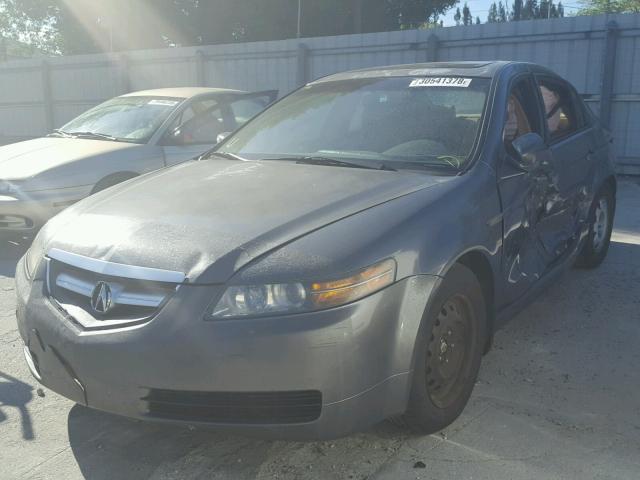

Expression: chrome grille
xmin=46 ymin=248 xmax=185 ymax=330
xmin=55 ymin=272 xmax=165 ymax=308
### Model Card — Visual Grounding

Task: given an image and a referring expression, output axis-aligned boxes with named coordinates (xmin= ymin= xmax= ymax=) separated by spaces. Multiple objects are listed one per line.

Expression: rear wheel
xmin=400 ymin=263 xmax=486 ymax=434
xmin=575 ymin=184 xmax=615 ymax=269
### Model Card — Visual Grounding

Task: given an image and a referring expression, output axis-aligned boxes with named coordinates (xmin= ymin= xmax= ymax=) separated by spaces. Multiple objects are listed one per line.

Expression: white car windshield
xmin=57 ymin=96 xmax=183 ymax=143
xmin=218 ymin=76 xmax=490 ymax=171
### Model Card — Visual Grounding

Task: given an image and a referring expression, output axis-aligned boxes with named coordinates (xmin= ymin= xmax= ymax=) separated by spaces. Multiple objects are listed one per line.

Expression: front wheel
xmin=400 ymin=263 xmax=486 ymax=434
xmin=575 ymin=184 xmax=615 ymax=269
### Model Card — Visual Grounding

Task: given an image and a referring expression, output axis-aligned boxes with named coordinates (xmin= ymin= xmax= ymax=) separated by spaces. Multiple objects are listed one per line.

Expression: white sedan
xmin=0 ymin=87 xmax=276 ymax=238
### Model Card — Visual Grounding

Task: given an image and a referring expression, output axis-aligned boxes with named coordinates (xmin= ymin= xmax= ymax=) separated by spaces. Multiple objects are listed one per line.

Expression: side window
xmin=165 ymin=98 xmax=226 ymax=146
xmin=503 ymin=77 xmax=542 ymax=150
xmin=228 ymin=95 xmax=272 ymax=127
xmin=537 ymin=79 xmax=582 ymax=141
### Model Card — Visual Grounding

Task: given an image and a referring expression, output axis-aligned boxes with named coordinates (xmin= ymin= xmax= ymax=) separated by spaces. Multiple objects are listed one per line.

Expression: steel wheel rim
xmin=592 ymin=197 xmax=609 ymax=252
xmin=425 ymin=295 xmax=474 ymax=409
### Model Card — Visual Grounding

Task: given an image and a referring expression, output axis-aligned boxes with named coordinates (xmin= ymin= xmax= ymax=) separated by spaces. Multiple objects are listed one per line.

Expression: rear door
xmin=160 ymin=95 xmax=230 ymax=166
xmin=534 ymin=76 xmax=595 ymax=259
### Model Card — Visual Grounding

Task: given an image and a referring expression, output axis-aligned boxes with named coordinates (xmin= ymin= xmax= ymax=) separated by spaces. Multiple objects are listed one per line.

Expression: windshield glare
xmin=219 ymin=77 xmax=490 ymax=171
xmin=60 ymin=96 xmax=183 ymax=143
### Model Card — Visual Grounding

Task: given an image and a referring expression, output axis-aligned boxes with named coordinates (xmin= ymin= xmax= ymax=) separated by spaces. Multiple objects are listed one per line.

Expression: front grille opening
xmin=142 ymin=389 xmax=323 ymax=424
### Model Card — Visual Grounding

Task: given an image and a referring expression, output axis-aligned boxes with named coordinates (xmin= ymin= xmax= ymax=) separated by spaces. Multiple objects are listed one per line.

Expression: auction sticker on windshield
xmin=409 ymin=77 xmax=472 ymax=88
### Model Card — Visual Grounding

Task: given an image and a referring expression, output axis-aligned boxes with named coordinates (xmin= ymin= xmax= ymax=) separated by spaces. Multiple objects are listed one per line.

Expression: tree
xmin=387 ymin=0 xmax=458 ymax=28
xmin=558 ymin=1 xmax=565 ymax=16
xmin=580 ymin=0 xmax=639 ymax=13
xmin=522 ymin=0 xmax=540 ymax=18
xmin=487 ymin=2 xmax=499 ymax=22
xmin=511 ymin=0 xmax=524 ymax=19
xmin=463 ymin=2 xmax=473 ymax=25
xmin=454 ymin=6 xmax=462 ymax=25
xmin=475 ymin=16 xmax=481 ymax=24
xmin=1 ymin=0 xmax=464 ymax=55
xmin=540 ymin=0 xmax=549 ymax=16
xmin=498 ymin=1 xmax=508 ymax=20
xmin=0 ymin=0 xmax=60 ymax=53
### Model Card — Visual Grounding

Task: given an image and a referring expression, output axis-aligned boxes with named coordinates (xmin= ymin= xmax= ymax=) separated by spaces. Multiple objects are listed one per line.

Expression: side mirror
xmin=511 ymin=133 xmax=550 ymax=172
xmin=163 ymin=128 xmax=185 ymax=146
xmin=216 ymin=132 xmax=232 ymax=144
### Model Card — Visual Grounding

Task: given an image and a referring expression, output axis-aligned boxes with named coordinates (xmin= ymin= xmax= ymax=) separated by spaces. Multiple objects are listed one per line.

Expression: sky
xmin=441 ymin=0 xmax=583 ymax=26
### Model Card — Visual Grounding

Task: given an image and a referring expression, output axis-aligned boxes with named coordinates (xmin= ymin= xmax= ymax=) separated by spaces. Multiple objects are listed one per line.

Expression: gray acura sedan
xmin=15 ymin=62 xmax=616 ymax=439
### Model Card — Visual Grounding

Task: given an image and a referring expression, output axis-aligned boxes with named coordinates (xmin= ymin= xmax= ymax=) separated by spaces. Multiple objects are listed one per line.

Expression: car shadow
xmin=0 ymin=371 xmax=35 ymax=440
xmin=66 ymin=404 xmax=413 ymax=480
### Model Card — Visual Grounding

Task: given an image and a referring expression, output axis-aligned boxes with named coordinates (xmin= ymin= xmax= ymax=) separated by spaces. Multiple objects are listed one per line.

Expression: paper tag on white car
xmin=409 ymin=77 xmax=472 ymax=88
xmin=148 ymin=99 xmax=180 ymax=106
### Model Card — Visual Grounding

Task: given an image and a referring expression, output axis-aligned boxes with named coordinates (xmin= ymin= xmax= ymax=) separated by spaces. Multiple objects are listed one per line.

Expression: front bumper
xmin=0 ymin=185 xmax=91 ymax=235
xmin=15 ymin=256 xmax=438 ymax=439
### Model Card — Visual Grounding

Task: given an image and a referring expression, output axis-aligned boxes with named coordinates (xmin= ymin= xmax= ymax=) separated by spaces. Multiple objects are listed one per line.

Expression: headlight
xmin=24 ymin=235 xmax=46 ymax=280
xmin=0 ymin=180 xmax=18 ymax=195
xmin=208 ymin=258 xmax=396 ymax=319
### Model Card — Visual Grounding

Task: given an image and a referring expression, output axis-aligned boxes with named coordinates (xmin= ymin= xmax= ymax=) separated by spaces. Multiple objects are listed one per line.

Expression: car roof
xmin=311 ymin=61 xmax=557 ymax=84
xmin=120 ymin=87 xmax=247 ymax=99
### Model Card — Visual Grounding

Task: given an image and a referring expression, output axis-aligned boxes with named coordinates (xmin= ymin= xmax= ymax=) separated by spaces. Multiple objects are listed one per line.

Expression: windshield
xmin=58 ymin=96 xmax=184 ymax=143
xmin=218 ymin=76 xmax=490 ymax=171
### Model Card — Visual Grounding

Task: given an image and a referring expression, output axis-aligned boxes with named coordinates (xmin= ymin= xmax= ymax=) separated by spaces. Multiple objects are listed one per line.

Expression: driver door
xmin=160 ymin=91 xmax=278 ymax=167
xmin=497 ymin=75 xmax=571 ymax=305
xmin=161 ymin=97 xmax=231 ymax=166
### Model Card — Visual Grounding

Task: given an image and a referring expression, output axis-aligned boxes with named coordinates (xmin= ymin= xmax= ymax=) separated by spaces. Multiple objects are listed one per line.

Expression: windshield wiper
xmin=68 ymin=131 xmax=119 ymax=142
xmin=201 ymin=151 xmax=247 ymax=161
xmin=268 ymin=156 xmax=396 ymax=171
xmin=47 ymin=129 xmax=73 ymax=138
xmin=399 ymin=161 xmax=460 ymax=171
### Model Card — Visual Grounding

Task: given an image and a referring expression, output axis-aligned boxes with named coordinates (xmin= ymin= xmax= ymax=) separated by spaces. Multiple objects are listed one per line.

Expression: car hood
xmin=42 ymin=159 xmax=449 ymax=283
xmin=0 ymin=137 xmax=143 ymax=181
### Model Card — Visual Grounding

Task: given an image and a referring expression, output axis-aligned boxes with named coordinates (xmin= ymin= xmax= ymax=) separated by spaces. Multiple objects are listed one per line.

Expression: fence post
xmin=599 ymin=20 xmax=618 ymax=129
xmin=0 ymin=37 xmax=7 ymax=62
xmin=195 ymin=50 xmax=206 ymax=86
xmin=119 ymin=54 xmax=130 ymax=94
xmin=426 ymin=33 xmax=440 ymax=62
xmin=296 ymin=43 xmax=309 ymax=86
xmin=41 ymin=60 xmax=54 ymax=132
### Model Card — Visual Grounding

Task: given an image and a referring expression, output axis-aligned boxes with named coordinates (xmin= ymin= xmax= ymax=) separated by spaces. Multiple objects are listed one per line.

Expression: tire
xmin=91 ymin=173 xmax=138 ymax=195
xmin=575 ymin=184 xmax=615 ymax=269
xmin=400 ymin=263 xmax=486 ymax=434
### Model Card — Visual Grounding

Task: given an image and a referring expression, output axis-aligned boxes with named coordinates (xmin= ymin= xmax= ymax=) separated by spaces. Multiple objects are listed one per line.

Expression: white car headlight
xmin=0 ymin=180 xmax=18 ymax=195
xmin=207 ymin=258 xmax=396 ymax=319
xmin=24 ymin=235 xmax=46 ymax=280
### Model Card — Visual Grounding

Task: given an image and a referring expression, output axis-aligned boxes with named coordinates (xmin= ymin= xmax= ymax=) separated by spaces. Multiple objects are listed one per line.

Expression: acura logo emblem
xmin=90 ymin=281 xmax=113 ymax=314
